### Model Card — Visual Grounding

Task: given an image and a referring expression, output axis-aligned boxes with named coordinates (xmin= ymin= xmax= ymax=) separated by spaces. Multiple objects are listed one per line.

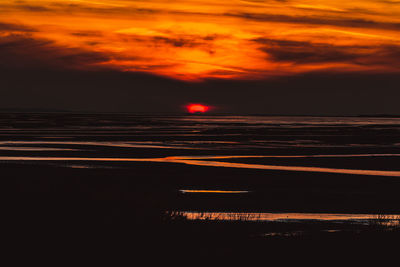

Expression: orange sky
xmin=1 ymin=0 xmax=400 ymax=80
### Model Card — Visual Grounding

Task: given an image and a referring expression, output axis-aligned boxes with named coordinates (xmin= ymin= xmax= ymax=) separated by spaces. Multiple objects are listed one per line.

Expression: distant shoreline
xmin=0 ymin=110 xmax=399 ymax=118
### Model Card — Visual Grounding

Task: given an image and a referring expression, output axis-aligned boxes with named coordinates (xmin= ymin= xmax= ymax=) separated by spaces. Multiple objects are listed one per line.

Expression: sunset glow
xmin=186 ymin=104 xmax=210 ymax=113
xmin=1 ymin=0 xmax=400 ymax=81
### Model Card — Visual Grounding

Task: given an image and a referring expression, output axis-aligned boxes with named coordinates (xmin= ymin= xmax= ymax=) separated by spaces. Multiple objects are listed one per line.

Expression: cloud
xmin=357 ymin=45 xmax=400 ymax=68
xmin=254 ymin=38 xmax=362 ymax=64
xmin=2 ymin=1 xmax=161 ymax=18
xmin=227 ymin=12 xmax=400 ymax=31
xmin=0 ymin=22 xmax=37 ymax=32
xmin=151 ymin=36 xmax=203 ymax=48
xmin=70 ymin=31 xmax=103 ymax=37
xmin=45 ymin=1 xmax=160 ymax=16
xmin=0 ymin=34 xmax=111 ymax=70
xmin=149 ymin=35 xmax=221 ymax=49
xmin=253 ymin=38 xmax=400 ymax=69
xmin=16 ymin=5 xmax=52 ymax=12
xmin=2 ymin=0 xmax=400 ymax=81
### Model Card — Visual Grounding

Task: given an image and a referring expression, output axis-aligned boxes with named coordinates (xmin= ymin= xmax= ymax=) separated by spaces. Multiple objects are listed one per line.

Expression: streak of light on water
xmin=1 ymin=155 xmax=400 ymax=177
xmin=179 ymin=189 xmax=250 ymax=194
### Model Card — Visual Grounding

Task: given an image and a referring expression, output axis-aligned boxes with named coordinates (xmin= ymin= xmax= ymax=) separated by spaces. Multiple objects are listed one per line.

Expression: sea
xmin=3 ymin=113 xmax=400 ymax=223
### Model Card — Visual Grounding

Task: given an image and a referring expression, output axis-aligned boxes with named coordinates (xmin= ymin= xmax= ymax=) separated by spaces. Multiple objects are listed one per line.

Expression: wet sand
xmin=3 ymin=113 xmax=400 ymax=213
xmin=3 ymin=113 xmax=400 ymax=261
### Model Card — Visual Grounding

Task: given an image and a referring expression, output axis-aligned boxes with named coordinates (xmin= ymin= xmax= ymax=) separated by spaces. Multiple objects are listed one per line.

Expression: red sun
xmin=186 ymin=104 xmax=210 ymax=113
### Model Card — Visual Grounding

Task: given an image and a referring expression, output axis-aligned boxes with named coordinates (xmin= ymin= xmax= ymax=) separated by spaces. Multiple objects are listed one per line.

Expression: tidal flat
xmin=3 ymin=113 xmax=400 ymax=262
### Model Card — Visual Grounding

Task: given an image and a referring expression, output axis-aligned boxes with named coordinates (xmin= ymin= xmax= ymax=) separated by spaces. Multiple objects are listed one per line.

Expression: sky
xmin=1 ymin=0 xmax=400 ymax=114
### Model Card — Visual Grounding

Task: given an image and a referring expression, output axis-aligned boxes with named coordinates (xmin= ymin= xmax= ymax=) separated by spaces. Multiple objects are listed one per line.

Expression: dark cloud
xmin=355 ymin=45 xmax=400 ymax=68
xmin=254 ymin=38 xmax=359 ymax=64
xmin=0 ymin=1 xmax=162 ymax=17
xmin=16 ymin=5 xmax=51 ymax=12
xmin=240 ymin=0 xmax=289 ymax=3
xmin=70 ymin=31 xmax=103 ymax=37
xmin=46 ymin=2 xmax=160 ymax=16
xmin=152 ymin=36 xmax=201 ymax=48
xmin=116 ymin=33 xmax=219 ymax=54
xmin=0 ymin=22 xmax=36 ymax=32
xmin=227 ymin=12 xmax=400 ymax=31
xmin=379 ymin=0 xmax=400 ymax=4
xmin=150 ymin=35 xmax=220 ymax=49
xmin=253 ymin=38 xmax=400 ymax=68
xmin=0 ymin=34 xmax=110 ymax=69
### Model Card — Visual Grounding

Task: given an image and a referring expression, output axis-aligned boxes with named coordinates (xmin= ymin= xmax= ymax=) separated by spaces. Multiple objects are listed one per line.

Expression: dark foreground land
xmin=3 ymin=113 xmax=400 ymax=263
xmin=4 ymin=161 xmax=400 ymax=263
